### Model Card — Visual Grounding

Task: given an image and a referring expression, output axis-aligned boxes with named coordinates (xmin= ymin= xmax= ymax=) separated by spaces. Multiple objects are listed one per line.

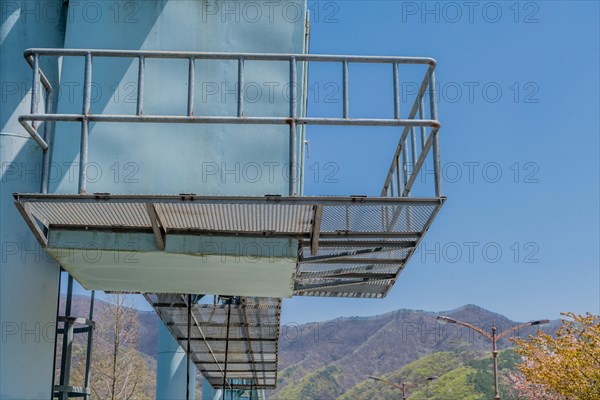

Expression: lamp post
xmin=368 ymin=375 xmax=437 ymax=399
xmin=436 ymin=316 xmax=549 ymax=400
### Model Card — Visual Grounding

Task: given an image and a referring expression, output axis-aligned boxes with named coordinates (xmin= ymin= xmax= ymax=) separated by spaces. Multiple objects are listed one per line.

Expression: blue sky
xmin=280 ymin=0 xmax=600 ymax=324
xmin=66 ymin=1 xmax=599 ymax=325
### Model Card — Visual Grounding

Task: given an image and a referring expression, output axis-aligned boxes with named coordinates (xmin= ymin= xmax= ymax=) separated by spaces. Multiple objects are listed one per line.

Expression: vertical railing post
xmin=83 ymin=290 xmax=95 ymax=400
xmin=79 ymin=52 xmax=92 ymax=194
xmin=428 ymin=69 xmax=442 ymax=197
xmin=408 ymin=126 xmax=418 ymax=228
xmin=392 ymin=62 xmax=400 ymax=200
xmin=50 ymin=270 xmax=62 ymax=397
xmin=30 ymin=53 xmax=40 ymax=125
xmin=402 ymin=138 xmax=412 ymax=228
xmin=58 ymin=275 xmax=74 ymax=400
xmin=30 ymin=54 xmax=57 ymax=195
xmin=186 ymin=294 xmax=192 ymax=400
xmin=393 ymin=62 xmax=400 ymax=120
xmin=342 ymin=60 xmax=349 ymax=119
xmin=187 ymin=57 xmax=195 ymax=117
xmin=40 ymin=56 xmax=53 ymax=194
xmin=222 ymin=300 xmax=232 ymax=391
xmin=402 ymin=141 xmax=409 ymax=187
xmin=41 ymin=107 xmax=52 ymax=193
xmin=395 ymin=156 xmax=402 ymax=197
xmin=237 ymin=58 xmax=244 ymax=117
xmin=419 ymin=97 xmax=426 ymax=149
xmin=410 ymin=126 xmax=417 ymax=182
xmin=137 ymin=55 xmax=145 ymax=116
xmin=289 ymin=57 xmax=298 ymax=195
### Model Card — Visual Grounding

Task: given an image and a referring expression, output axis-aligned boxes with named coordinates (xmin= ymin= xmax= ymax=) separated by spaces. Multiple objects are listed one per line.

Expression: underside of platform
xmin=14 ymin=193 xmax=444 ymax=299
xmin=146 ymin=294 xmax=281 ymax=389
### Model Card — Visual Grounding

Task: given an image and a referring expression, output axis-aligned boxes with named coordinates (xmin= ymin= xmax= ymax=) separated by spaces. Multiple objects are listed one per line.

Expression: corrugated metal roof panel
xmin=145 ymin=294 xmax=281 ymax=389
xmin=29 ymin=201 xmax=151 ymax=227
xmin=155 ymin=203 xmax=313 ymax=233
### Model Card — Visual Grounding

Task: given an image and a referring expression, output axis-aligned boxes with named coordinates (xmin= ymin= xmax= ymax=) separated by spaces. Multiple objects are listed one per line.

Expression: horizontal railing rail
xmin=21 ymin=48 xmax=441 ymax=198
xmin=24 ymin=48 xmax=437 ymax=64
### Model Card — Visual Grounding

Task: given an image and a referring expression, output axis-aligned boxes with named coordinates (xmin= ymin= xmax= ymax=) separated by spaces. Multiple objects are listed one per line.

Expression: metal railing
xmin=380 ymin=65 xmax=442 ymax=199
xmin=20 ymin=48 xmax=441 ymax=197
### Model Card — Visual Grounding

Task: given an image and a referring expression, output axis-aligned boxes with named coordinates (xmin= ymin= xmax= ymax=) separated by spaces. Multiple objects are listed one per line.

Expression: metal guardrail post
xmin=58 ymin=275 xmax=73 ymax=400
xmin=31 ymin=52 xmax=49 ymax=193
xmin=79 ymin=52 xmax=92 ymax=194
xmin=392 ymin=60 xmax=401 ymax=199
xmin=393 ymin=62 xmax=400 ymax=120
xmin=238 ymin=58 xmax=245 ymax=117
xmin=410 ymin=127 xmax=417 ymax=180
xmin=402 ymin=140 xmax=409 ymax=186
xmin=38 ymin=51 xmax=54 ymax=194
xmin=395 ymin=156 xmax=402 ymax=196
xmin=342 ymin=61 xmax=349 ymax=119
xmin=83 ymin=290 xmax=95 ymax=400
xmin=289 ymin=57 xmax=298 ymax=196
xmin=137 ymin=55 xmax=145 ymax=116
xmin=30 ymin=53 xmax=40 ymax=126
xmin=187 ymin=58 xmax=195 ymax=117
xmin=186 ymin=294 xmax=192 ymax=400
xmin=428 ymin=70 xmax=442 ymax=197
xmin=419 ymin=97 xmax=426 ymax=150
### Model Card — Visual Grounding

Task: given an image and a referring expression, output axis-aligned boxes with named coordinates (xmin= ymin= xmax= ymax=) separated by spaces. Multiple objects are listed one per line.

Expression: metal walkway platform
xmin=14 ymin=194 xmax=444 ymax=298
xmin=13 ymin=48 xmax=447 ymax=391
xmin=15 ymin=48 xmax=445 ymax=300
xmin=145 ymin=294 xmax=281 ymax=389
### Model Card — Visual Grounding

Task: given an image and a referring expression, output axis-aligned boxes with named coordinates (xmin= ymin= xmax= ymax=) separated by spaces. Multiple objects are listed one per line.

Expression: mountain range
xmin=61 ymin=296 xmax=560 ymax=399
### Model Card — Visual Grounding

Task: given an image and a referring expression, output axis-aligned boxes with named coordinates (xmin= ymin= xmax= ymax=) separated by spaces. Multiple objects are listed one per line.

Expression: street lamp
xmin=437 ymin=316 xmax=549 ymax=400
xmin=368 ymin=375 xmax=438 ymax=400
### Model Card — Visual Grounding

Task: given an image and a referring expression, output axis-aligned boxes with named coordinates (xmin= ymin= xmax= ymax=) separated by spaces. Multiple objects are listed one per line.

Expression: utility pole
xmin=437 ymin=316 xmax=549 ymax=400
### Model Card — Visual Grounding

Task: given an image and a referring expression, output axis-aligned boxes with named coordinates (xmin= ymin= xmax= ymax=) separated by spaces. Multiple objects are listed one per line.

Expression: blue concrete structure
xmin=157 ymin=324 xmax=197 ymax=400
xmin=1 ymin=1 xmax=64 ymax=397
xmin=50 ymin=0 xmax=307 ymax=197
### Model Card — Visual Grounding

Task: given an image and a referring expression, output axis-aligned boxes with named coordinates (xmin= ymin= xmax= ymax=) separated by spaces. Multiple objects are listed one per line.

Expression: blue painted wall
xmin=0 ymin=1 xmax=65 ymax=398
xmin=157 ymin=324 xmax=197 ymax=400
xmin=50 ymin=0 xmax=307 ymax=196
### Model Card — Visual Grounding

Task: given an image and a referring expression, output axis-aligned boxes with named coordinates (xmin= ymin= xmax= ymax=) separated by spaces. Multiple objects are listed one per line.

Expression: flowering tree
xmin=505 ymin=371 xmax=570 ymax=400
xmin=511 ymin=312 xmax=600 ymax=400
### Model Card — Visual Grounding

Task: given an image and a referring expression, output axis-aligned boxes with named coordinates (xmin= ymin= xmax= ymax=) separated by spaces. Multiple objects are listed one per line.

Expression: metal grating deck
xmin=145 ymin=294 xmax=281 ymax=389
xmin=14 ymin=193 xmax=445 ymax=298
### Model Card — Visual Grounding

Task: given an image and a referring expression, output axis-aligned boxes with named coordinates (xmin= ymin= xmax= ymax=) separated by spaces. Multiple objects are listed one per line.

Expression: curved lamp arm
xmin=496 ymin=320 xmax=550 ymax=341
xmin=437 ymin=316 xmax=493 ymax=341
xmin=369 ymin=376 xmax=438 ymax=391
xmin=368 ymin=376 xmax=404 ymax=391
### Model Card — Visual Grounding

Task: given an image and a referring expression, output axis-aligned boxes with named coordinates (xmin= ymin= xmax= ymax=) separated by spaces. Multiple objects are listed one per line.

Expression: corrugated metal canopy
xmin=145 ymin=294 xmax=281 ymax=389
